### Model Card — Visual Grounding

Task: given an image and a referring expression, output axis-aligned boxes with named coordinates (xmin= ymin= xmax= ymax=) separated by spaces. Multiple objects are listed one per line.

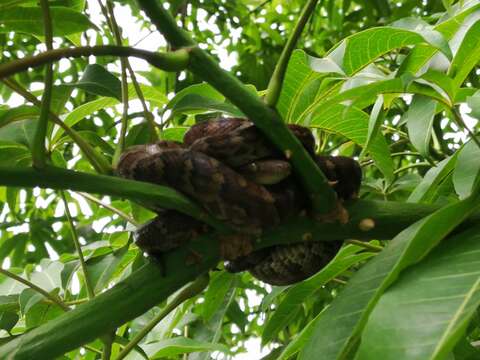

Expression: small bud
xmin=284 ymin=149 xmax=292 ymax=159
xmin=359 ymin=218 xmax=375 ymax=232
xmin=302 ymin=232 xmax=313 ymax=241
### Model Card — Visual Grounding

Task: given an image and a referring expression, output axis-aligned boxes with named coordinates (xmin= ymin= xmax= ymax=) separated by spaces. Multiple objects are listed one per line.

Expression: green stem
xmin=0 ymin=166 xmax=229 ymax=231
xmin=345 ymin=239 xmax=383 ymax=253
xmin=0 ymin=46 xmax=190 ymax=79
xmin=135 ymin=0 xmax=337 ymax=215
xmin=107 ymin=1 xmax=131 ymax=166
xmin=32 ymin=0 xmax=54 ymax=168
xmin=264 ymin=0 xmax=319 ymax=106
xmin=0 ymin=268 xmax=69 ymax=311
xmin=393 ymin=162 xmax=431 ymax=175
xmin=115 ymin=274 xmax=209 ymax=360
xmin=452 ymin=107 xmax=480 ymax=149
xmin=1 ymin=78 xmax=112 ymax=174
xmin=77 ymin=192 xmax=140 ymax=227
xmin=60 ymin=191 xmax=96 ymax=300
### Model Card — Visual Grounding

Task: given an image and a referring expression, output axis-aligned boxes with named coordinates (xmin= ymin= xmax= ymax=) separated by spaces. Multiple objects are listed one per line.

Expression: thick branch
xmin=0 ymin=166 xmax=228 ymax=231
xmin=1 ymin=195 xmax=479 ymax=358
xmin=135 ymin=0 xmax=337 ymax=215
xmin=0 ymin=46 xmax=190 ymax=79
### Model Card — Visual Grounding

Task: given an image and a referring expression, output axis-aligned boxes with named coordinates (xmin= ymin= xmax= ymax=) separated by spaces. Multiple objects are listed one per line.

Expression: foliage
xmin=0 ymin=0 xmax=479 ymax=359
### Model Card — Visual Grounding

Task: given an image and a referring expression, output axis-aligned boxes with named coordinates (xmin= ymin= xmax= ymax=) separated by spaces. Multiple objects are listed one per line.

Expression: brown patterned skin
xmin=118 ymin=117 xmax=362 ymax=285
xmin=118 ymin=146 xmax=279 ymax=235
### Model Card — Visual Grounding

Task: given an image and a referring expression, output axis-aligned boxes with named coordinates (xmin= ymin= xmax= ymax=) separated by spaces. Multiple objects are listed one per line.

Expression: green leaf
xmin=453 ymin=139 xmax=480 ymax=199
xmin=86 ymin=247 xmax=127 ymax=292
xmin=299 ymin=192 xmax=480 ymax=360
xmin=310 ymin=104 xmax=394 ymax=182
xmin=262 ymin=245 xmax=375 ymax=345
xmin=141 ymin=337 xmax=230 ymax=358
xmin=0 ymin=119 xmax=37 ymax=149
xmin=404 ymin=95 xmax=438 ymax=157
xmin=448 ymin=19 xmax=480 ymax=90
xmin=357 ymin=224 xmax=480 ymax=359
xmin=19 ymin=288 xmax=44 ymax=316
xmin=67 ymin=64 xmax=122 ymax=100
xmin=169 ymin=94 xmax=243 ymax=118
xmin=0 ymin=106 xmax=39 ymax=129
xmin=202 ymin=271 xmax=235 ymax=321
xmin=0 ymin=311 xmax=18 ymax=333
xmin=0 ymin=6 xmax=93 ymax=36
xmin=360 ymin=95 xmax=384 ymax=160
xmin=408 ymin=154 xmax=458 ymax=203
xmin=466 ymin=90 xmax=480 ymax=120
xmin=337 ymin=27 xmax=451 ymax=76
xmin=0 ymin=295 xmax=19 ymax=312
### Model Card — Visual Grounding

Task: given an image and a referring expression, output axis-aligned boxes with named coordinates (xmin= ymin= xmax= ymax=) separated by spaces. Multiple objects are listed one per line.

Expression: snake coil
xmin=117 ymin=117 xmax=361 ymax=285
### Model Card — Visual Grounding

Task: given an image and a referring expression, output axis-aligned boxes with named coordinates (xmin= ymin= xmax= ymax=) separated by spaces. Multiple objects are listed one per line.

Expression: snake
xmin=116 ymin=117 xmax=362 ymax=285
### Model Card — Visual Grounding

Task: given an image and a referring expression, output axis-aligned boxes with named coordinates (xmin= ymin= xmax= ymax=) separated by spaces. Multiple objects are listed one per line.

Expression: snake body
xmin=117 ymin=117 xmax=361 ymax=285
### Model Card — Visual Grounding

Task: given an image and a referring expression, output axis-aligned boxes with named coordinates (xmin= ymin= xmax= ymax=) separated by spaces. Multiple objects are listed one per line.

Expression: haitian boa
xmin=117 ymin=117 xmax=361 ymax=285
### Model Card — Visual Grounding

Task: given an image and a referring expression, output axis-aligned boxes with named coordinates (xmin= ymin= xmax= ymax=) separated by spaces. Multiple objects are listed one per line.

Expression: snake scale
xmin=117 ymin=117 xmax=362 ymax=285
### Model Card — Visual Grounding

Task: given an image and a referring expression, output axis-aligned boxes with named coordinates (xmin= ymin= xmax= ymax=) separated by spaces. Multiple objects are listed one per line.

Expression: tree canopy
xmin=0 ymin=0 xmax=480 ymax=359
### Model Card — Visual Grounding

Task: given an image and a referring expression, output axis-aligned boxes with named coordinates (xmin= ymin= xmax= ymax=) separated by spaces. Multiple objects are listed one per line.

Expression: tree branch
xmin=135 ymin=0 xmax=337 ymax=216
xmin=265 ymin=0 xmax=319 ymax=106
xmin=0 ymin=46 xmax=190 ymax=79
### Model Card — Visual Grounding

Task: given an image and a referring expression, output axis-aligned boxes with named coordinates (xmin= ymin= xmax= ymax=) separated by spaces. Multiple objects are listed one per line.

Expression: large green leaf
xmin=66 ymin=64 xmax=122 ymax=100
xmin=299 ymin=191 xmax=480 ymax=360
xmin=0 ymin=6 xmax=93 ymax=36
xmin=357 ymin=224 xmax=480 ymax=359
xmin=453 ymin=139 xmax=480 ymax=199
xmin=404 ymin=95 xmax=438 ymax=157
xmin=201 ymin=271 xmax=235 ymax=321
xmin=408 ymin=154 xmax=458 ymax=204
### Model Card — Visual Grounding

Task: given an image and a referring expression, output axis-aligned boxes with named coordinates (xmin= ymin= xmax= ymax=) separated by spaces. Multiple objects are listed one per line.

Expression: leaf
xmin=141 ymin=337 xmax=229 ymax=358
xmin=262 ymin=245 xmax=375 ymax=345
xmin=30 ymin=260 xmax=64 ymax=293
xmin=360 ymin=95 xmax=384 ymax=159
xmin=24 ymin=301 xmax=63 ymax=329
xmin=310 ymin=103 xmax=394 ymax=182
xmin=67 ymin=64 xmax=122 ymax=100
xmin=51 ymin=83 xmax=166 ymax=143
xmin=0 ymin=311 xmax=18 ymax=333
xmin=404 ymin=95 xmax=438 ymax=157
xmin=169 ymin=94 xmax=243 ymax=118
xmin=466 ymin=90 xmax=480 ymax=120
xmin=19 ymin=288 xmax=44 ymax=316
xmin=299 ymin=191 xmax=480 ymax=360
xmin=408 ymin=154 xmax=458 ymax=203
xmin=202 ymin=271 xmax=235 ymax=321
xmin=0 ymin=106 xmax=39 ymax=129
xmin=357 ymin=224 xmax=480 ymax=359
xmin=0 ymin=6 xmax=93 ymax=36
xmin=453 ymin=139 xmax=480 ymax=199
xmin=0 ymin=119 xmax=37 ymax=149
xmin=0 ymin=295 xmax=19 ymax=312
xmin=338 ymin=27 xmax=451 ymax=76
xmin=448 ymin=18 xmax=480 ymax=90
xmin=86 ymin=247 xmax=127 ymax=292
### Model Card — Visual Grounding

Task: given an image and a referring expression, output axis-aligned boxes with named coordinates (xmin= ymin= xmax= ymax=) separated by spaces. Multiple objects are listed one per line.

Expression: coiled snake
xmin=117 ymin=117 xmax=361 ymax=285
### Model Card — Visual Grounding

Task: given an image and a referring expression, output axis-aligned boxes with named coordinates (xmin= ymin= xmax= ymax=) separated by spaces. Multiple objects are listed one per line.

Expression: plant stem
xmin=135 ymin=0 xmax=337 ymax=216
xmin=1 ymin=77 xmax=112 ymax=174
xmin=0 ymin=268 xmax=70 ymax=311
xmin=115 ymin=274 xmax=209 ymax=360
xmin=264 ymin=0 xmax=319 ymax=107
xmin=77 ymin=192 xmax=140 ymax=227
xmin=452 ymin=107 xmax=480 ymax=149
xmin=32 ymin=0 xmax=54 ymax=168
xmin=345 ymin=240 xmax=383 ymax=252
xmin=0 ymin=46 xmax=190 ymax=79
xmin=60 ymin=191 xmax=96 ymax=300
xmin=0 ymin=166 xmax=229 ymax=231
xmin=393 ymin=162 xmax=431 ymax=175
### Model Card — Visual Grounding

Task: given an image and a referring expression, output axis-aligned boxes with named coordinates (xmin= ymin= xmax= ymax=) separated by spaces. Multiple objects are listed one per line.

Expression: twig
xmin=115 ymin=274 xmax=209 ymax=360
xmin=0 ymin=46 xmax=190 ymax=79
xmin=60 ymin=191 xmax=96 ymax=299
xmin=393 ymin=162 xmax=431 ymax=175
xmin=452 ymin=107 xmax=480 ymax=149
xmin=77 ymin=191 xmax=140 ymax=227
xmin=0 ymin=268 xmax=69 ymax=311
xmin=32 ymin=0 xmax=54 ymax=168
xmin=265 ymin=0 xmax=319 ymax=106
